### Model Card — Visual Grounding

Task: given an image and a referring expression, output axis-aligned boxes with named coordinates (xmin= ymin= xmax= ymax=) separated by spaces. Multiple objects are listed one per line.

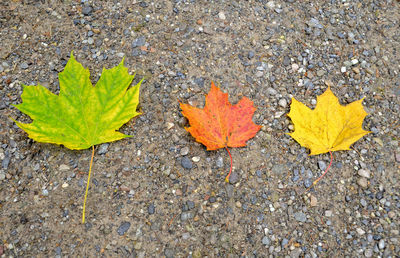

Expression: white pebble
xmin=62 ymin=182 xmax=69 ymax=188
xmin=341 ymin=67 xmax=347 ymax=73
xmin=255 ymin=71 xmax=264 ymax=77
xmin=357 ymin=178 xmax=368 ymax=188
xmin=218 ymin=12 xmax=226 ymax=20
xmin=357 ymin=169 xmax=371 ymax=178
xmin=192 ymin=156 xmax=200 ymax=162
xmin=116 ymin=52 xmax=125 ymax=58
xmin=278 ymin=99 xmax=287 ymax=108
xmin=291 ymin=63 xmax=299 ymax=72
xmin=356 ymin=228 xmax=366 ymax=235
xmin=351 ymin=59 xmax=359 ymax=65
xmin=42 ymin=189 xmax=49 ymax=196
xmin=180 ymin=147 xmax=189 ymax=156
xmin=378 ymin=239 xmax=385 ymax=249
xmin=274 ymin=111 xmax=285 ymax=118
xmin=266 ymin=1 xmax=275 ymax=9
xmin=59 ymin=164 xmax=70 ymax=171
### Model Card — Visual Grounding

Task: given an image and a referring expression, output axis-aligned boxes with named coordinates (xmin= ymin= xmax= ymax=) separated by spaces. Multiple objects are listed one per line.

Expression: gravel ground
xmin=1 ymin=0 xmax=399 ymax=257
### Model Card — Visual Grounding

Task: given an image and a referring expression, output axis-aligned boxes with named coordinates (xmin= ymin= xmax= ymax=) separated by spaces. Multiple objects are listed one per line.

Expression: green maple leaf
xmin=13 ymin=52 xmax=141 ymax=149
xmin=13 ymin=52 xmax=142 ymax=223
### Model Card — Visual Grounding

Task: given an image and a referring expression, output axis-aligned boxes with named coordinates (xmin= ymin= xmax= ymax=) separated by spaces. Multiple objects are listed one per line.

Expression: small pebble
xmin=304 ymin=179 xmax=312 ymax=188
xmin=192 ymin=156 xmax=200 ymax=162
xmin=378 ymin=239 xmax=385 ymax=249
xmin=395 ymin=153 xmax=400 ymax=163
xmin=180 ymin=212 xmax=193 ymax=221
xmin=180 ymin=147 xmax=189 ymax=156
xmin=97 ymin=143 xmax=109 ymax=155
xmin=181 ymin=157 xmax=193 ymax=169
xmin=290 ymin=248 xmax=302 ymax=257
xmin=2 ymin=154 xmax=10 ymax=169
xmin=278 ymin=99 xmax=287 ymax=108
xmin=132 ymin=181 xmax=140 ymax=189
xmin=117 ymin=52 xmax=125 ymax=58
xmin=148 ymin=203 xmax=155 ymax=214
xmin=186 ymin=201 xmax=195 ymax=210
xmin=341 ymin=67 xmax=346 ymax=73
xmin=337 ymin=32 xmax=345 ymax=39
xmin=255 ymin=71 xmax=264 ymax=77
xmin=294 ymin=212 xmax=307 ymax=222
xmin=132 ymin=36 xmax=146 ymax=48
xmin=266 ymin=87 xmax=277 ymax=95
xmin=166 ymin=122 xmax=174 ymax=130
xmin=318 ymin=161 xmax=327 ymax=171
xmin=82 ymin=6 xmax=93 ymax=15
xmin=357 ymin=178 xmax=368 ymax=188
xmin=55 ymin=247 xmax=62 ymax=255
xmin=228 ymin=171 xmax=239 ymax=184
xmin=42 ymin=189 xmax=49 ymax=196
xmin=164 ymin=248 xmax=175 ymax=258
xmin=248 ymin=51 xmax=255 ymax=59
xmin=182 ymin=233 xmax=190 ymax=240
xmin=117 ymin=221 xmax=131 ymax=236
xmin=364 ymin=249 xmax=373 ymax=258
xmin=85 ymin=222 xmax=92 ymax=231
xmin=281 ymin=238 xmax=289 ymax=247
xmin=59 ymin=164 xmax=70 ymax=171
xmin=317 ymin=70 xmax=325 ymax=76
xmin=310 ymin=195 xmax=318 ymax=206
xmin=262 ymin=236 xmax=270 ymax=246
xmin=352 ymin=67 xmax=360 ymax=74
xmin=218 ymin=12 xmax=226 ymax=20
xmin=20 ymin=62 xmax=29 ymax=69
xmin=134 ymin=242 xmax=142 ymax=250
xmin=266 ymin=1 xmax=275 ymax=9
xmin=216 ymin=156 xmax=223 ymax=168
xmin=356 ymin=228 xmax=365 ymax=235
xmin=357 ymin=169 xmax=370 ymax=178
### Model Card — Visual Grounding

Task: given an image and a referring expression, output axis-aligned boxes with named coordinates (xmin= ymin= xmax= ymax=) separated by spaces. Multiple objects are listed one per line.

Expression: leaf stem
xmin=312 ymin=151 xmax=333 ymax=186
xmin=82 ymin=145 xmax=95 ymax=224
xmin=303 ymin=151 xmax=333 ymax=194
xmin=224 ymin=147 xmax=233 ymax=183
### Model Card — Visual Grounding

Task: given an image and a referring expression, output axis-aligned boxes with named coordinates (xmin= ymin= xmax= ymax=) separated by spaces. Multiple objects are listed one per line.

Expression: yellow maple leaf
xmin=287 ymin=86 xmax=371 ymax=155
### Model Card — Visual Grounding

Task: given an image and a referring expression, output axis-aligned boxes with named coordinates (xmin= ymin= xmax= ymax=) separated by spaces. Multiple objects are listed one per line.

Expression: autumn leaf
xmin=13 ymin=53 xmax=141 ymax=150
xmin=180 ymin=82 xmax=261 ymax=182
xmin=287 ymin=86 xmax=370 ymax=155
xmin=287 ymin=86 xmax=370 ymax=188
xmin=13 ymin=52 xmax=142 ymax=222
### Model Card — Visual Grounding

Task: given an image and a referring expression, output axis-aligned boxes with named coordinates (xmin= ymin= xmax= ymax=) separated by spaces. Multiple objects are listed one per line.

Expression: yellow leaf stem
xmin=82 ymin=145 xmax=95 ymax=224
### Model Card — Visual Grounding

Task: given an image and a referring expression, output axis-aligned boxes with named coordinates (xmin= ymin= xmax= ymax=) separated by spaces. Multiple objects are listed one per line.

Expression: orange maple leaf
xmin=179 ymin=82 xmax=261 ymax=182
